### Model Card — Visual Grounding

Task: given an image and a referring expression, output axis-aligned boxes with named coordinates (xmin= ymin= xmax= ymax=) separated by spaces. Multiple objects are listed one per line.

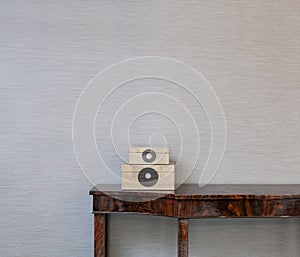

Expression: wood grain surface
xmin=91 ymin=184 xmax=300 ymax=218
xmin=91 ymin=185 xmax=300 ymax=257
xmin=178 ymin=219 xmax=189 ymax=257
xmin=94 ymin=214 xmax=107 ymax=257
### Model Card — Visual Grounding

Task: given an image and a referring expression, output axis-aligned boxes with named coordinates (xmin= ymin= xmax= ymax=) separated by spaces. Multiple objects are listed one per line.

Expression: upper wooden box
xmin=129 ymin=147 xmax=170 ymax=165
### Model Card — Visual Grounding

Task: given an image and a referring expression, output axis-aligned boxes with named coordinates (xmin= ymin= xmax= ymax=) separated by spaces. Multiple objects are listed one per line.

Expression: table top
xmin=90 ymin=184 xmax=300 ymax=200
xmin=90 ymin=184 xmax=300 ymax=218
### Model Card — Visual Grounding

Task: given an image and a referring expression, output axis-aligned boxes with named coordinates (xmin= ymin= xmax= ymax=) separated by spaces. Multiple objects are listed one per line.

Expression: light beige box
xmin=121 ymin=163 xmax=175 ymax=191
xmin=129 ymin=147 xmax=169 ymax=165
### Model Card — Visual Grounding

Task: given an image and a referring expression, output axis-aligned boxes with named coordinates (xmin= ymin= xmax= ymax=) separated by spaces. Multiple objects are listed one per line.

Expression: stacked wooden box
xmin=122 ymin=147 xmax=175 ymax=191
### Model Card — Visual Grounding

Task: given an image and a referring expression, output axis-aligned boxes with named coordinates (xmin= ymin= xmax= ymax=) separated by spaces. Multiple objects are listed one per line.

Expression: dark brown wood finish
xmin=178 ymin=219 xmax=188 ymax=257
xmin=90 ymin=184 xmax=300 ymax=257
xmin=90 ymin=184 xmax=300 ymax=218
xmin=93 ymin=195 xmax=177 ymax=217
xmin=94 ymin=214 xmax=107 ymax=257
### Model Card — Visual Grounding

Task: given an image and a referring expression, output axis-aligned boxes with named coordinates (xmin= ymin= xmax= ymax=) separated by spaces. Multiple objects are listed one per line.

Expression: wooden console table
xmin=90 ymin=184 xmax=300 ymax=257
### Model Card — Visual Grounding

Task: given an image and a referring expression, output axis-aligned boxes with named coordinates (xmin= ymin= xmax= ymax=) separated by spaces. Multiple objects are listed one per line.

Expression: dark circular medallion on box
xmin=142 ymin=149 xmax=156 ymax=163
xmin=138 ymin=168 xmax=158 ymax=187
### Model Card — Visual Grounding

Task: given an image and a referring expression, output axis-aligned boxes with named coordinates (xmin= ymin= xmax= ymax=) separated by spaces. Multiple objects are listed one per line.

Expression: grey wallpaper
xmin=1 ymin=1 xmax=299 ymax=256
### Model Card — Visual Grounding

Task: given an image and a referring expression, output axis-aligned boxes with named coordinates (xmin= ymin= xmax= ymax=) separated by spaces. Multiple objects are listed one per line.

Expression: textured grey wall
xmin=0 ymin=1 xmax=299 ymax=256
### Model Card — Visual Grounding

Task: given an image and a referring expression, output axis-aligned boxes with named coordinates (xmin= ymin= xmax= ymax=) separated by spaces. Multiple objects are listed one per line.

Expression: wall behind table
xmin=0 ymin=1 xmax=299 ymax=256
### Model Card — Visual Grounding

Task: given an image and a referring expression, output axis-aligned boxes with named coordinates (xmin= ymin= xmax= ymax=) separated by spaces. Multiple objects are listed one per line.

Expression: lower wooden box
xmin=122 ymin=163 xmax=175 ymax=191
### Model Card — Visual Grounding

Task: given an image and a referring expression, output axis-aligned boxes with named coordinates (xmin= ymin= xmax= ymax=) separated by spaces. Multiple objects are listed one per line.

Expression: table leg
xmin=178 ymin=218 xmax=189 ymax=257
xmin=94 ymin=214 xmax=109 ymax=257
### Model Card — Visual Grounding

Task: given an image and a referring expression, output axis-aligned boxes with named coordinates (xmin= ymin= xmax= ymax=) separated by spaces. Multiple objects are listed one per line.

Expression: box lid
xmin=129 ymin=147 xmax=169 ymax=154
